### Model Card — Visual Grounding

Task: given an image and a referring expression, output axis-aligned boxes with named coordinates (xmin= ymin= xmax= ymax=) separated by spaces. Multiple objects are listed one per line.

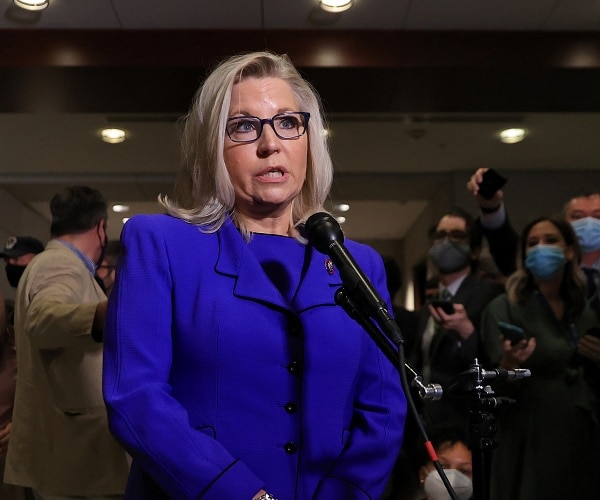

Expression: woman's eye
xmin=236 ymin=119 xmax=257 ymax=132
xmin=279 ymin=117 xmax=298 ymax=129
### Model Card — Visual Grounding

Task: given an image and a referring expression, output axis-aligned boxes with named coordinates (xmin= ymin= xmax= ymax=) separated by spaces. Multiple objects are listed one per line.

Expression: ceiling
xmin=1 ymin=0 xmax=600 ymax=241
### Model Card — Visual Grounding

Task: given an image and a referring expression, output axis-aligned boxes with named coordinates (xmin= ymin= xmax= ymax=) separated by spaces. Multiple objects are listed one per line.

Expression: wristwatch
xmin=256 ymin=494 xmax=278 ymax=500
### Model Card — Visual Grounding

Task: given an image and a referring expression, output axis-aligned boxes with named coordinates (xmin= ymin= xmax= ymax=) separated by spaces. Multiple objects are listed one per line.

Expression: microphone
xmin=303 ymin=212 xmax=399 ymax=339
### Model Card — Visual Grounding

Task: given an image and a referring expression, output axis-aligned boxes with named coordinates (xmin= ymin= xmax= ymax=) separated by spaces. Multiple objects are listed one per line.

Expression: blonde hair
xmin=159 ymin=51 xmax=333 ymax=239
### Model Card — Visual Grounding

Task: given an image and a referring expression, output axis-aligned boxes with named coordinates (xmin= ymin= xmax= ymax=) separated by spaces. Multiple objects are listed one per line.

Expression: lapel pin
xmin=325 ymin=258 xmax=335 ymax=275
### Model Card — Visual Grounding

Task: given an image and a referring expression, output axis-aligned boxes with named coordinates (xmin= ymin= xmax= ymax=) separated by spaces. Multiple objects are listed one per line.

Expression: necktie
xmin=438 ymin=288 xmax=452 ymax=300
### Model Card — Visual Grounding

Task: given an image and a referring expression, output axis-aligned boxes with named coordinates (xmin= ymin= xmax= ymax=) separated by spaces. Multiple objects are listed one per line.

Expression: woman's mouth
xmin=258 ymin=167 xmax=287 ymax=180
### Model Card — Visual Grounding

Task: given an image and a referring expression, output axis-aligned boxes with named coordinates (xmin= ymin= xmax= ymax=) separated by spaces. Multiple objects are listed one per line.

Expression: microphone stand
xmin=335 ymin=287 xmax=457 ymax=500
xmin=302 ymin=212 xmax=455 ymax=499
xmin=446 ymin=359 xmax=531 ymax=500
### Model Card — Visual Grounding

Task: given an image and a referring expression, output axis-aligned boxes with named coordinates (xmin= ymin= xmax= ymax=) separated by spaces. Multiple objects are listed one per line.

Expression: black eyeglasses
xmin=431 ymin=229 xmax=470 ymax=242
xmin=226 ymin=112 xmax=310 ymax=143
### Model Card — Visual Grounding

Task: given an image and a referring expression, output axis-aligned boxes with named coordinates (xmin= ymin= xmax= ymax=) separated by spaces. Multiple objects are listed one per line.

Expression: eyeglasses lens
xmin=226 ymin=113 xmax=308 ymax=143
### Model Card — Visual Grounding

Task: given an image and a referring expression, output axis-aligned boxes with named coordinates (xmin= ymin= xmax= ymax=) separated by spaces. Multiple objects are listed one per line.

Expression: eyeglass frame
xmin=225 ymin=112 xmax=310 ymax=143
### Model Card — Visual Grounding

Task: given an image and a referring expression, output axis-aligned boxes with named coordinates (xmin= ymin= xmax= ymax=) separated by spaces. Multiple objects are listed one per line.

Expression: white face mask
xmin=423 ymin=468 xmax=473 ymax=500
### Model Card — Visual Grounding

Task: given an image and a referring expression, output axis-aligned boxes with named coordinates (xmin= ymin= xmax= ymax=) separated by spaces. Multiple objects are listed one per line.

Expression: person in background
xmin=387 ymin=208 xmax=500 ymax=500
xmin=465 ymin=168 xmax=519 ymax=279
xmin=409 ymin=207 xmax=504 ymax=429
xmin=1 ymin=236 xmax=45 ymax=289
xmin=467 ymin=168 xmax=600 ymax=308
xmin=480 ymin=216 xmax=600 ymax=499
xmin=565 ymin=192 xmax=600 ymax=312
xmin=95 ymin=240 xmax=121 ymax=296
xmin=102 ymin=51 xmax=406 ymax=500
xmin=0 ymin=236 xmax=44 ymax=500
xmin=4 ymin=186 xmax=130 ymax=499
xmin=413 ymin=425 xmax=472 ymax=500
xmin=0 ymin=294 xmax=30 ymax=500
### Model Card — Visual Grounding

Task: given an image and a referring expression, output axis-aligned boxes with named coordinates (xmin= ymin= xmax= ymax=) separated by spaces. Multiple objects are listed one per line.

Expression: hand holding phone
xmin=431 ymin=300 xmax=455 ymax=315
xmin=478 ymin=168 xmax=507 ymax=200
xmin=497 ymin=321 xmax=528 ymax=346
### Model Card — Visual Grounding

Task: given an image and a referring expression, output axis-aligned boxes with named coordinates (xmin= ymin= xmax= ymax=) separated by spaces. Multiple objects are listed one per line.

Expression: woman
xmin=102 ymin=52 xmax=406 ymax=500
xmin=481 ymin=216 xmax=600 ymax=499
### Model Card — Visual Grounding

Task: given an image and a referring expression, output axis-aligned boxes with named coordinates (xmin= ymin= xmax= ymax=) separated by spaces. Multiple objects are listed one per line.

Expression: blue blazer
xmin=103 ymin=214 xmax=406 ymax=500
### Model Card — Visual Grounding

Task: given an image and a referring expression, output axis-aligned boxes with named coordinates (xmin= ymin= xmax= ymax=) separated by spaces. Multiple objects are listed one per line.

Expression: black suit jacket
xmin=409 ymin=273 xmax=504 ymax=426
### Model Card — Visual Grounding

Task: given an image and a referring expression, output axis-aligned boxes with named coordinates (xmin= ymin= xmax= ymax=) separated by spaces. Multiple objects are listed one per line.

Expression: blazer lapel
xmin=292 ymin=246 xmax=342 ymax=312
xmin=214 ymin=220 xmax=290 ymax=310
xmin=214 ymin=220 xmax=341 ymax=312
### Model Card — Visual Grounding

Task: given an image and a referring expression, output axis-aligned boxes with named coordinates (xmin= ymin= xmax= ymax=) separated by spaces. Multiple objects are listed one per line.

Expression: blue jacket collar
xmin=214 ymin=218 xmax=342 ymax=312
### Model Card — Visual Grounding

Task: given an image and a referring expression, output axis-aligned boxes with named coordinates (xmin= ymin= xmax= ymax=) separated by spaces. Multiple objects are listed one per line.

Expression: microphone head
xmin=304 ymin=212 xmax=344 ymax=254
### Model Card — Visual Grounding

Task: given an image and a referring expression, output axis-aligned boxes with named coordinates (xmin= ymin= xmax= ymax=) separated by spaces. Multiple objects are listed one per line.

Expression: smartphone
xmin=431 ymin=300 xmax=455 ymax=315
xmin=478 ymin=168 xmax=507 ymax=200
xmin=497 ymin=321 xmax=527 ymax=346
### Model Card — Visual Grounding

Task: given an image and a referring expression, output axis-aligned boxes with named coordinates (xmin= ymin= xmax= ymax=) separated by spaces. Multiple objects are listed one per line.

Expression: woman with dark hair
xmin=481 ymin=216 xmax=600 ymax=499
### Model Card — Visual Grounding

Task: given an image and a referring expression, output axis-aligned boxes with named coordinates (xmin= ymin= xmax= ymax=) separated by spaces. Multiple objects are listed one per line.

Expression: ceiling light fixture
xmin=320 ymin=0 xmax=353 ymax=13
xmin=499 ymin=128 xmax=527 ymax=144
xmin=112 ymin=204 xmax=130 ymax=213
xmin=13 ymin=0 xmax=48 ymax=11
xmin=101 ymin=128 xmax=126 ymax=144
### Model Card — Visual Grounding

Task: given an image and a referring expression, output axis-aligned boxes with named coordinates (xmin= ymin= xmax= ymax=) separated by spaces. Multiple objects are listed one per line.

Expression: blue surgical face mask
xmin=524 ymin=245 xmax=566 ymax=280
xmin=571 ymin=217 xmax=600 ymax=253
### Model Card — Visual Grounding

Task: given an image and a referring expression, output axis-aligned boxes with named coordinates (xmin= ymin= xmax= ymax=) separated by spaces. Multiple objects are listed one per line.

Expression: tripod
xmin=447 ymin=359 xmax=530 ymax=500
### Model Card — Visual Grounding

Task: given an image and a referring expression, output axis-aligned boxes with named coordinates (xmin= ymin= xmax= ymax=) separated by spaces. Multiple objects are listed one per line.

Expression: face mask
xmin=423 ymin=468 xmax=473 ymax=500
xmin=429 ymin=239 xmax=471 ymax=274
xmin=5 ymin=263 xmax=26 ymax=288
xmin=524 ymin=244 xmax=566 ymax=280
xmin=571 ymin=217 xmax=600 ymax=253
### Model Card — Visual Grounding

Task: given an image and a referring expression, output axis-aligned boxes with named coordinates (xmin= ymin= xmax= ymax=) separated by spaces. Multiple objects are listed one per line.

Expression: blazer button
xmin=284 ymin=402 xmax=297 ymax=414
xmin=287 ymin=361 xmax=300 ymax=374
xmin=284 ymin=441 xmax=298 ymax=454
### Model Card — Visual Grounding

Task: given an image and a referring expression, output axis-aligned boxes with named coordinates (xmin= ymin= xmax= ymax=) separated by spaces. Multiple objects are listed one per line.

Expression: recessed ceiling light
xmin=112 ymin=204 xmax=130 ymax=213
xmin=335 ymin=203 xmax=350 ymax=212
xmin=13 ymin=0 xmax=48 ymax=11
xmin=320 ymin=0 xmax=353 ymax=13
xmin=335 ymin=216 xmax=347 ymax=224
xmin=499 ymin=128 xmax=527 ymax=144
xmin=101 ymin=128 xmax=126 ymax=144
xmin=122 ymin=217 xmax=130 ymax=224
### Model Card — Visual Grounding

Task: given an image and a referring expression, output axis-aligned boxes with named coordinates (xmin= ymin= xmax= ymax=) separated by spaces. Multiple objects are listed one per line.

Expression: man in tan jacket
xmin=4 ymin=186 xmax=129 ymax=499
